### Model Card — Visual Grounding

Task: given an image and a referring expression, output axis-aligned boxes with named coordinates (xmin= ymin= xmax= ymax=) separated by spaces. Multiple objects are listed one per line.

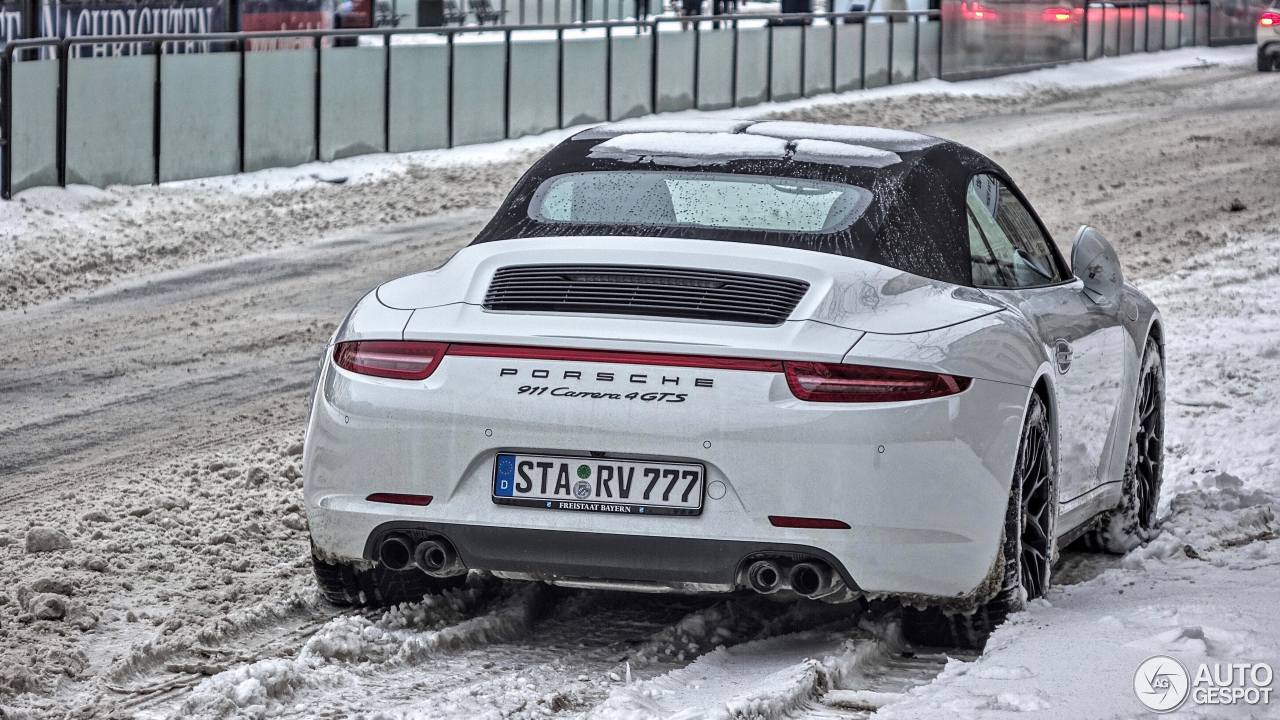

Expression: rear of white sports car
xmin=303 ymin=234 xmax=1032 ymax=606
xmin=304 ymin=122 xmax=1053 ymax=610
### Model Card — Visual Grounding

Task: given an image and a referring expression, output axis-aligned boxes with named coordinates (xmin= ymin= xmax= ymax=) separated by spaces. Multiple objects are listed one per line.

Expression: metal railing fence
xmin=0 ymin=11 xmax=942 ymax=198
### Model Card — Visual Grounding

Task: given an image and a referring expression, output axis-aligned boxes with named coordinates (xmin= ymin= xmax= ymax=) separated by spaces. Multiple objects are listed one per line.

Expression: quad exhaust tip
xmin=789 ymin=562 xmax=834 ymax=599
xmin=746 ymin=559 xmax=784 ymax=594
xmin=413 ymin=538 xmax=465 ymax=577
xmin=378 ymin=534 xmax=414 ymax=571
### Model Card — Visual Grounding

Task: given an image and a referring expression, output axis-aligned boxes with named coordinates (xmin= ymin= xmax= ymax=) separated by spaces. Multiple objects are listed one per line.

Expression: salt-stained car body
xmin=304 ymin=119 xmax=1165 ymax=644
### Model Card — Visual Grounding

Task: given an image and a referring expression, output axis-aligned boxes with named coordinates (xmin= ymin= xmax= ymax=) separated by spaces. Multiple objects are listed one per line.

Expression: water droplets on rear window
xmin=529 ymin=171 xmax=873 ymax=234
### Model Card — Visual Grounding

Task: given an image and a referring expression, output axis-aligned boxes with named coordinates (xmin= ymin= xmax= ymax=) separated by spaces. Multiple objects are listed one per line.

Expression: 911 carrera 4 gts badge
xmin=500 ymin=367 xmax=713 ymax=404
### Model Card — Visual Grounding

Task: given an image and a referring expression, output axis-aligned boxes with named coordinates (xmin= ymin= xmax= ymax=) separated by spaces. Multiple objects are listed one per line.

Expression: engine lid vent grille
xmin=483 ymin=264 xmax=809 ymax=325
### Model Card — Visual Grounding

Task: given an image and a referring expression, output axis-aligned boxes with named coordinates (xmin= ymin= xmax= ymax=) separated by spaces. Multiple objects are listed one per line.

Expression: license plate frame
xmin=491 ymin=453 xmax=705 ymax=517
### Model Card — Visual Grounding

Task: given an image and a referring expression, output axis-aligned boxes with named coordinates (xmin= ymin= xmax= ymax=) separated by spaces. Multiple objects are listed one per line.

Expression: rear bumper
xmin=304 ymin=353 xmax=1031 ymax=601
xmin=357 ymin=520 xmax=858 ymax=592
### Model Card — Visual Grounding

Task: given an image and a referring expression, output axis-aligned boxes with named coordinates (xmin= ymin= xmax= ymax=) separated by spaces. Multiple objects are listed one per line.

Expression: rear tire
xmin=1260 ymin=47 xmax=1278 ymax=72
xmin=311 ymin=544 xmax=466 ymax=607
xmin=1078 ymin=338 xmax=1164 ymax=553
xmin=903 ymin=393 xmax=1056 ymax=649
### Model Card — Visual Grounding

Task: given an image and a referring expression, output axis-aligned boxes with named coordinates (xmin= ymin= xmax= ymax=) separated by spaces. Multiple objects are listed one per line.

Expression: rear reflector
xmin=366 ymin=493 xmax=433 ymax=506
xmin=783 ymin=361 xmax=971 ymax=403
xmin=334 ymin=341 xmax=447 ymax=380
xmin=769 ymin=515 xmax=850 ymax=530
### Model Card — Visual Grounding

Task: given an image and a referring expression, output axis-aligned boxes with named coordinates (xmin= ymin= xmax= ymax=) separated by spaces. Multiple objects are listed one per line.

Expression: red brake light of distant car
xmin=333 ymin=341 xmax=448 ymax=380
xmin=962 ymin=2 xmax=998 ymax=20
xmin=1042 ymin=7 xmax=1073 ymax=22
xmin=1261 ymin=11 xmax=1279 ymax=26
xmin=783 ymin=362 xmax=971 ymax=403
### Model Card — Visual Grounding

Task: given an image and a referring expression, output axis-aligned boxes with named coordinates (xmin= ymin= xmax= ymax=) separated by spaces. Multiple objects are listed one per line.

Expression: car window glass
xmin=532 ymin=171 xmax=873 ymax=234
xmin=967 ymin=175 xmax=1061 ymax=288
xmin=967 ymin=212 xmax=1007 ymax=287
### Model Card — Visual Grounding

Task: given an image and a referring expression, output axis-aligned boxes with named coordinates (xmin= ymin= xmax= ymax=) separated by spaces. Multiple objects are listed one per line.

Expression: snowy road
xmin=2 ymin=46 xmax=1277 ymax=718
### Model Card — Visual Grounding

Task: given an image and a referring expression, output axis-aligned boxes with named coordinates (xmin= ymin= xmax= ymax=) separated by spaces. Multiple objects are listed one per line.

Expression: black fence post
xmin=1099 ymin=2 xmax=1107 ymax=56
xmin=886 ymin=15 xmax=894 ymax=85
xmin=152 ymin=40 xmax=162 ymax=185
xmin=829 ymin=14 xmax=838 ymax=92
xmin=1082 ymin=2 xmax=1090 ymax=59
xmin=936 ymin=10 xmax=943 ymax=79
xmin=606 ymin=24 xmax=614 ymax=119
xmin=313 ymin=35 xmax=322 ymax=161
xmin=799 ymin=19 xmax=807 ymax=97
xmin=56 ymin=40 xmax=67 ymax=189
xmin=238 ymin=38 xmax=247 ymax=173
xmin=446 ymin=32 xmax=455 ymax=147
xmin=504 ymin=28 xmax=513 ymax=136
xmin=730 ymin=18 xmax=739 ymax=106
xmin=692 ymin=20 xmax=700 ymax=110
xmin=912 ymin=13 xmax=920 ymax=81
xmin=766 ymin=22 xmax=774 ymax=101
xmin=557 ymin=26 xmax=566 ymax=127
xmin=859 ymin=16 xmax=866 ymax=88
xmin=1 ymin=52 xmax=11 ymax=200
xmin=383 ymin=34 xmax=392 ymax=152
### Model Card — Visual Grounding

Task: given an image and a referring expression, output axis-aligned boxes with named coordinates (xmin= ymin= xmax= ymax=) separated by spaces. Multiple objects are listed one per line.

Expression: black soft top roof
xmin=470 ymin=119 xmax=1005 ymax=286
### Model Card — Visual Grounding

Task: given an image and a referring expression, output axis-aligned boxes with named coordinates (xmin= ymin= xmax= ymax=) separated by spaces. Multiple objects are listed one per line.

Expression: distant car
xmin=1261 ymin=2 xmax=1280 ymax=70
xmin=303 ymin=120 xmax=1166 ymax=647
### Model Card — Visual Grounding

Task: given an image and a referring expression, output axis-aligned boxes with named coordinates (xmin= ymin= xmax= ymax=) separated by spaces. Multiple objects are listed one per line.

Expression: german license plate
xmin=492 ymin=453 xmax=704 ymax=516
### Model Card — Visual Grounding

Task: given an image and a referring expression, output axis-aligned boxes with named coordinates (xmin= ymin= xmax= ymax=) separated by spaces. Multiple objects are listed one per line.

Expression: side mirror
xmin=1071 ymin=226 xmax=1123 ymax=306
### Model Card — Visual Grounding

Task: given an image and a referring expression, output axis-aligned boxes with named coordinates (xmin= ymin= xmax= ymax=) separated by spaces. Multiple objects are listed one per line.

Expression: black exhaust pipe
xmin=413 ymin=538 xmax=464 ymax=577
xmin=378 ymin=534 xmax=414 ymax=571
xmin=746 ymin=559 xmax=784 ymax=594
xmin=789 ymin=562 xmax=834 ymax=598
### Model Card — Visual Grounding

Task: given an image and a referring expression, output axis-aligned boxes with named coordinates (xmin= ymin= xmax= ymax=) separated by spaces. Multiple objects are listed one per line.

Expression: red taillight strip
xmin=769 ymin=515 xmax=851 ymax=530
xmin=447 ymin=343 xmax=784 ymax=373
xmin=366 ymin=493 xmax=433 ymax=506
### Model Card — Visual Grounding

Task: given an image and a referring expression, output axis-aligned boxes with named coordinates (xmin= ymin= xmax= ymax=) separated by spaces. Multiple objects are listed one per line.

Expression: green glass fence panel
xmin=244 ymin=47 xmax=316 ymax=172
xmin=1086 ymin=10 xmax=1104 ymax=58
xmin=8 ymin=58 xmax=59 ymax=195
xmin=770 ymin=25 xmax=802 ymax=101
xmin=561 ymin=36 xmax=607 ymax=125
xmin=1181 ymin=1 xmax=1196 ymax=45
xmin=1147 ymin=5 xmax=1163 ymax=50
xmin=803 ymin=23 xmax=832 ymax=96
xmin=833 ymin=22 xmax=862 ymax=91
xmin=863 ymin=20 xmax=889 ymax=88
xmin=610 ymin=33 xmax=653 ymax=120
xmin=160 ymin=52 xmax=239 ymax=183
xmin=734 ymin=25 xmax=769 ymax=106
xmin=509 ymin=39 xmax=560 ymax=136
xmin=388 ymin=44 xmax=449 ymax=153
xmin=321 ymin=46 xmax=386 ymax=161
xmin=916 ymin=19 xmax=940 ymax=80
xmin=1133 ymin=7 xmax=1148 ymax=53
xmin=65 ymin=53 xmax=154 ymax=187
xmin=891 ymin=19 xmax=916 ymax=83
xmin=697 ymin=25 xmax=734 ymax=109
xmin=656 ymin=29 xmax=695 ymax=112
xmin=452 ymin=42 xmax=506 ymax=145
xmin=1164 ymin=3 xmax=1181 ymax=48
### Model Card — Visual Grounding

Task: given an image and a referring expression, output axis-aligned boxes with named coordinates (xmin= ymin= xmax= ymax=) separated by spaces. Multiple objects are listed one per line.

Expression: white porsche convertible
xmin=303 ymin=120 xmax=1165 ymax=646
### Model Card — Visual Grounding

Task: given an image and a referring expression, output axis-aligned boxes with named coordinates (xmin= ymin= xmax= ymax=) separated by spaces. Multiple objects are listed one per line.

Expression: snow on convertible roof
xmin=590 ymin=132 xmax=789 ymax=165
xmin=576 ymin=119 xmax=937 ymax=167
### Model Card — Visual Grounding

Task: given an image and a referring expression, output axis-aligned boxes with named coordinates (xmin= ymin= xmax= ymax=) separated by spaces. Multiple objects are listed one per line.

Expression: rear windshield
xmin=528 ymin=171 xmax=873 ymax=234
